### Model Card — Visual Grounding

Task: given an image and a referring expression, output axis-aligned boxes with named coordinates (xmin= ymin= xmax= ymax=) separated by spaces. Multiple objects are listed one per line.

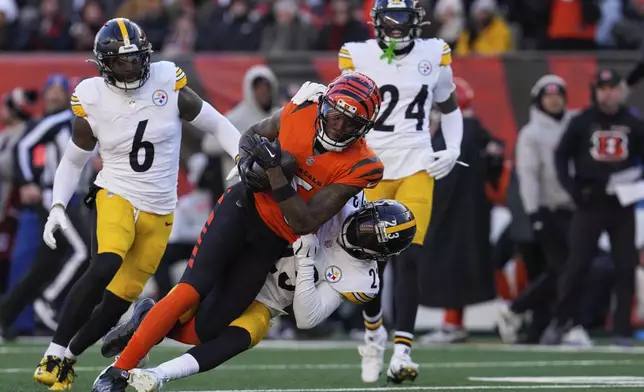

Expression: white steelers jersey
xmin=256 ymin=192 xmax=380 ymax=315
xmin=70 ymin=61 xmax=187 ymax=214
xmin=339 ymin=39 xmax=455 ymax=180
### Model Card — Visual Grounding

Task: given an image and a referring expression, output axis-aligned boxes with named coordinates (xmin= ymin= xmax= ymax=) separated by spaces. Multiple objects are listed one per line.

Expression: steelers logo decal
xmin=325 ymin=265 xmax=342 ymax=283
xmin=152 ymin=89 xmax=168 ymax=106
xmin=418 ymin=60 xmax=432 ymax=76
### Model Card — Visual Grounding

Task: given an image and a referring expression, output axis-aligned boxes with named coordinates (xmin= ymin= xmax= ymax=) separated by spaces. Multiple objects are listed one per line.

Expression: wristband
xmin=273 ymin=184 xmax=296 ymax=202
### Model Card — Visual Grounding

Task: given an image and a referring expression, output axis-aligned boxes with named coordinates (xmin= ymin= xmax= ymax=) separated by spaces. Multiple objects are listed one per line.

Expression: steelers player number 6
xmin=130 ymin=119 xmax=155 ymax=173
xmin=374 ymin=84 xmax=429 ymax=132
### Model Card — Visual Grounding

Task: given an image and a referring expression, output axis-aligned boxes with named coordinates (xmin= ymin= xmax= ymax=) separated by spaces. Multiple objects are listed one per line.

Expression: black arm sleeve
xmin=626 ymin=61 xmax=644 ymax=87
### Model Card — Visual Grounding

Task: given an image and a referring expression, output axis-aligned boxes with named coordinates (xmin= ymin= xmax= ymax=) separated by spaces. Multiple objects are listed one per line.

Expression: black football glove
xmin=238 ymin=157 xmax=266 ymax=192
xmin=252 ymin=134 xmax=282 ymax=169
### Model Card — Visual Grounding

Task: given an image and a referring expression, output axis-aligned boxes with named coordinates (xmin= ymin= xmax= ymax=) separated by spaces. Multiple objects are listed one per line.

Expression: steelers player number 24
xmin=130 ymin=119 xmax=155 ymax=173
xmin=374 ymin=85 xmax=429 ymax=132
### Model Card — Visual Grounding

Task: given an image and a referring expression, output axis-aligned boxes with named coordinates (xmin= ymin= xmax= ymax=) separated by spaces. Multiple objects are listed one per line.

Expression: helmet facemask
xmin=95 ymin=48 xmax=151 ymax=91
xmin=315 ymin=94 xmax=375 ymax=152
xmin=371 ymin=5 xmax=426 ymax=51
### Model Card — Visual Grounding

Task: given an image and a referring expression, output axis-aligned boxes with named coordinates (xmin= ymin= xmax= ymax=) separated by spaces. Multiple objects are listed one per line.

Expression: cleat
xmin=48 ymin=357 xmax=76 ymax=390
xmin=128 ymin=368 xmax=167 ymax=392
xmin=386 ymin=354 xmax=419 ymax=384
xmin=34 ymin=355 xmax=63 ymax=387
xmin=92 ymin=366 xmax=129 ymax=392
xmin=358 ymin=325 xmax=387 ymax=383
xmin=496 ymin=303 xmax=522 ymax=344
xmin=102 ymin=298 xmax=155 ymax=358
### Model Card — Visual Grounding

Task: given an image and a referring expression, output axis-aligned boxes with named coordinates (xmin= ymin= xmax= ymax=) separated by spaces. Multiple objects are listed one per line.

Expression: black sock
xmin=187 ymin=326 xmax=251 ymax=373
xmin=68 ymin=290 xmax=131 ymax=356
xmin=52 ymin=253 xmax=122 ymax=347
xmin=394 ymin=244 xmax=422 ymax=335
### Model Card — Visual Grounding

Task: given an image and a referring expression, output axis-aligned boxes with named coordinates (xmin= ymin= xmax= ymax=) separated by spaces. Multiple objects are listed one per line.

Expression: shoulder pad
xmin=74 ymin=77 xmax=102 ymax=106
xmin=151 ymin=61 xmax=177 ymax=85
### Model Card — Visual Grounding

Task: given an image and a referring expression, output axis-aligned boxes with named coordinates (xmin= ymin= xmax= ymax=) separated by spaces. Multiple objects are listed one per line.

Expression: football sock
xmin=68 ymin=290 xmax=131 ymax=357
xmin=168 ymin=318 xmax=201 ymax=346
xmin=444 ymin=308 xmax=464 ymax=328
xmin=363 ymin=309 xmax=384 ymax=331
xmin=44 ymin=343 xmax=66 ymax=359
xmin=495 ymin=270 xmax=512 ymax=300
xmin=115 ymin=283 xmax=200 ymax=370
xmin=186 ymin=326 xmax=251 ymax=373
xmin=64 ymin=347 xmax=77 ymax=362
xmin=52 ymin=253 xmax=122 ymax=348
xmin=394 ymin=244 xmax=422 ymax=334
xmin=154 ymin=353 xmax=200 ymax=382
xmin=393 ymin=331 xmax=413 ymax=356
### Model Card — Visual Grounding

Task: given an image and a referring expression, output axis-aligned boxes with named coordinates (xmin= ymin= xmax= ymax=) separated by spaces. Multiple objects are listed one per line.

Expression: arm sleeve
xmin=51 ymin=140 xmax=93 ymax=208
xmin=554 ymin=118 xmax=580 ymax=197
xmin=515 ymin=130 xmax=541 ymax=214
xmin=189 ymin=101 xmax=240 ymax=160
xmin=433 ymin=64 xmax=456 ymax=103
xmin=293 ymin=264 xmax=344 ymax=329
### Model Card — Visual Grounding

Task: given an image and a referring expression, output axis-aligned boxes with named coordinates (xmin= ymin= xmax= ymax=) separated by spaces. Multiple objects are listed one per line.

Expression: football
xmin=250 ymin=150 xmax=298 ymax=192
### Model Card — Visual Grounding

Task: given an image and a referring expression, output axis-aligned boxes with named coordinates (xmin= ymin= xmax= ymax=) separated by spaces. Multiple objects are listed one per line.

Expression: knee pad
xmin=228 ymin=301 xmax=271 ymax=347
xmin=88 ymin=252 xmax=123 ymax=285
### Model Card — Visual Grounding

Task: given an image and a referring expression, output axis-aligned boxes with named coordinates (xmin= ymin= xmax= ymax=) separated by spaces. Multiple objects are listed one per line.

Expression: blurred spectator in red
xmin=541 ymin=0 xmax=599 ymax=50
xmin=163 ymin=12 xmax=197 ymax=56
xmin=69 ymin=0 xmax=106 ymax=51
xmin=195 ymin=0 xmax=261 ymax=51
xmin=455 ymin=0 xmax=512 ymax=55
xmin=313 ymin=0 xmax=369 ymax=51
xmin=0 ymin=0 xmax=19 ymax=50
xmin=22 ymin=0 xmax=73 ymax=51
xmin=612 ymin=0 xmax=644 ymax=49
xmin=260 ymin=0 xmax=316 ymax=53
xmin=434 ymin=0 xmax=466 ymax=47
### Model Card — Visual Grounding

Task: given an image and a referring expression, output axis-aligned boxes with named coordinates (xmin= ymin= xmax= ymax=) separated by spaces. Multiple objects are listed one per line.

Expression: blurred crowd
xmin=3 ymin=0 xmax=644 ymax=54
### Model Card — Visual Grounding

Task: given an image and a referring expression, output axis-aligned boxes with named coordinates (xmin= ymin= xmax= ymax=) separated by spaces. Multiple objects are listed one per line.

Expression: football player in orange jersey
xmin=92 ymin=72 xmax=385 ymax=391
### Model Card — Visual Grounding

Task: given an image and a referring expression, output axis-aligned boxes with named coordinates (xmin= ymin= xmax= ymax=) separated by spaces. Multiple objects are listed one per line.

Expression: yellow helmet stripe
xmin=385 ymin=219 xmax=416 ymax=234
xmin=116 ymin=18 xmax=130 ymax=46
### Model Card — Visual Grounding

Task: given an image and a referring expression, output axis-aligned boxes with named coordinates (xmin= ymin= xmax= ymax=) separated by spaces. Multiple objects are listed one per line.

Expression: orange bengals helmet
xmin=316 ymin=72 xmax=382 ymax=151
xmin=453 ymin=77 xmax=474 ymax=111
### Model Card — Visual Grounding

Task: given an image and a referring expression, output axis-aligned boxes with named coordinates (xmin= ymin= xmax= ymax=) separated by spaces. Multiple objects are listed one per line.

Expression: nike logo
xmin=264 ymin=145 xmax=275 ymax=158
xmin=164 ymin=222 xmax=172 ymax=227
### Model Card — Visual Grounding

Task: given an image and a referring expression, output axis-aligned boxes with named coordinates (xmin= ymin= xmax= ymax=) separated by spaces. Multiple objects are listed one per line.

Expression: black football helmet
xmin=371 ymin=0 xmax=426 ymax=49
xmin=91 ymin=18 xmax=152 ymax=90
xmin=339 ymin=199 xmax=416 ymax=261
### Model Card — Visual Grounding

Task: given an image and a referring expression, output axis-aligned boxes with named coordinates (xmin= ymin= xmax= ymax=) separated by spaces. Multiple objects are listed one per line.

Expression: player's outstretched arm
xmin=51 ymin=117 xmax=96 ymax=210
xmin=177 ymin=86 xmax=241 ymax=159
xmin=267 ymin=167 xmax=362 ymax=235
xmin=292 ymin=235 xmax=344 ymax=329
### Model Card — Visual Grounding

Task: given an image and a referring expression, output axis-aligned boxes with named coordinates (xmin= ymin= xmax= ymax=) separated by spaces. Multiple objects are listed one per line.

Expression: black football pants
xmin=554 ymin=203 xmax=637 ymax=337
xmin=179 ymin=182 xmax=288 ymax=342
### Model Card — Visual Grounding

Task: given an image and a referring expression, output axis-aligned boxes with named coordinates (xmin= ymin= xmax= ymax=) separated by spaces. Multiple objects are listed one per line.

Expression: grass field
xmin=3 ymin=339 xmax=644 ymax=391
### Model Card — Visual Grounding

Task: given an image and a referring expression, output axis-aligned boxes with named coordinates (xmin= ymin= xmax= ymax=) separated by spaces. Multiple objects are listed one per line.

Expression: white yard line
xmin=1 ymin=359 xmax=642 ymax=374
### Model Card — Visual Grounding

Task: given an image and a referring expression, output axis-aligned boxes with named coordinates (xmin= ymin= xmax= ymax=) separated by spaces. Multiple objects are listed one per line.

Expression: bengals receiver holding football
xmin=92 ymin=73 xmax=386 ymax=391
xmin=339 ymin=0 xmax=464 ymax=384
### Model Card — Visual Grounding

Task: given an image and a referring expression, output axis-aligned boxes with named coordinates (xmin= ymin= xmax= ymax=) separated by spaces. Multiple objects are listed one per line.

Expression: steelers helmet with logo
xmin=339 ymin=199 xmax=416 ymax=261
xmin=371 ymin=0 xmax=426 ymax=49
xmin=92 ymin=18 xmax=152 ymax=91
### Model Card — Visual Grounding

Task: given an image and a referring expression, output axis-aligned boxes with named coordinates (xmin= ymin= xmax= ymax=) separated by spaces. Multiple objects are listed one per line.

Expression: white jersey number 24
xmin=374 ymin=85 xmax=429 ymax=133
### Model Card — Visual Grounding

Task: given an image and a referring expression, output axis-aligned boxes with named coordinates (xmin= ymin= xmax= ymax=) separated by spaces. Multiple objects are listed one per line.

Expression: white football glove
xmin=293 ymin=234 xmax=319 ymax=267
xmin=43 ymin=205 xmax=69 ymax=249
xmin=426 ymin=149 xmax=460 ymax=180
xmin=290 ymin=81 xmax=327 ymax=105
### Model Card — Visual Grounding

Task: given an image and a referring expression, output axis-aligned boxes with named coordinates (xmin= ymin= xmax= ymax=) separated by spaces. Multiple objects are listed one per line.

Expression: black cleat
xmin=92 ymin=366 xmax=129 ymax=392
xmin=101 ymin=297 xmax=155 ymax=358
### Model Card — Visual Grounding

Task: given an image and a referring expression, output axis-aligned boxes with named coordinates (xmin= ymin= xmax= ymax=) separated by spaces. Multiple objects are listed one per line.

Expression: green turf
xmin=2 ymin=340 xmax=644 ymax=391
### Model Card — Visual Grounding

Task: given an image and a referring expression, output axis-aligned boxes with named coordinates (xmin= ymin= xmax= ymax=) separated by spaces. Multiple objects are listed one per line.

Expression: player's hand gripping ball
xmin=238 ymin=137 xmax=297 ymax=193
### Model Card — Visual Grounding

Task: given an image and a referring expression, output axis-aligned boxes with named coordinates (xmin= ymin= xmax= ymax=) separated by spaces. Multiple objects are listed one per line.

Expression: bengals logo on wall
xmin=590 ymin=129 xmax=629 ymax=161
